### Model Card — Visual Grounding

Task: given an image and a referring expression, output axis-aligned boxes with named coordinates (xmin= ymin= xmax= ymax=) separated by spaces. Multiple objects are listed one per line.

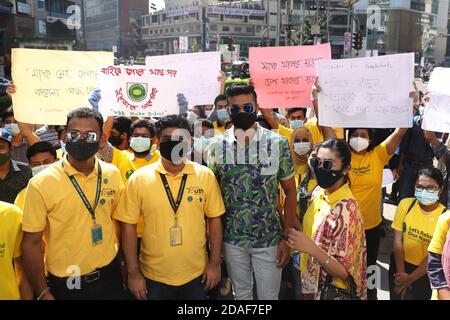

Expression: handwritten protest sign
xmin=249 ymin=44 xmax=331 ymax=108
xmin=11 ymin=49 xmax=113 ymax=125
xmin=422 ymin=67 xmax=450 ymax=133
xmin=98 ymin=65 xmax=183 ymax=117
xmin=145 ymin=52 xmax=221 ymax=106
xmin=316 ymin=53 xmax=414 ymax=128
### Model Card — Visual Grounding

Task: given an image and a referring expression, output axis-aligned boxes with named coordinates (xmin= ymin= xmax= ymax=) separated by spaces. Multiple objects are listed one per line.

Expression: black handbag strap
xmin=322 ymin=273 xmax=359 ymax=298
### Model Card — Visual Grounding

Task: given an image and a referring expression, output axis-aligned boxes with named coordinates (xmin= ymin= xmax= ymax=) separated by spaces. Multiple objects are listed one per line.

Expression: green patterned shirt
xmin=208 ymin=124 xmax=294 ymax=248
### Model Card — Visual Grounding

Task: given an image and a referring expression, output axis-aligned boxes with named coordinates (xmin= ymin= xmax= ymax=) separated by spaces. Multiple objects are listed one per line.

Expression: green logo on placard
xmin=127 ymin=83 xmax=147 ymax=102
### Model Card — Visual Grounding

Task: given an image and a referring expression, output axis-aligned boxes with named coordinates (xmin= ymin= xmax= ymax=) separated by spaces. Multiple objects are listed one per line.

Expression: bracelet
xmin=36 ymin=287 xmax=50 ymax=300
xmin=322 ymin=254 xmax=332 ymax=268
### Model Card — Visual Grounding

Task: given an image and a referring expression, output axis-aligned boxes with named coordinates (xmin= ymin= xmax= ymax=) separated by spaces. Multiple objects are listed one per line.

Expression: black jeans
xmin=389 ymin=254 xmax=432 ymax=300
xmin=47 ymin=256 xmax=123 ymax=300
xmin=146 ymin=275 xmax=207 ymax=300
xmin=365 ymin=224 xmax=382 ymax=300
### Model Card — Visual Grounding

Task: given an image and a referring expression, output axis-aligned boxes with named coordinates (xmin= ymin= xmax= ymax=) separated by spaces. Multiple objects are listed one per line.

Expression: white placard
xmin=98 ymin=65 xmax=183 ymax=118
xmin=422 ymin=68 xmax=450 ymax=133
xmin=316 ymin=53 xmax=414 ymax=128
xmin=146 ymin=52 xmax=221 ymax=106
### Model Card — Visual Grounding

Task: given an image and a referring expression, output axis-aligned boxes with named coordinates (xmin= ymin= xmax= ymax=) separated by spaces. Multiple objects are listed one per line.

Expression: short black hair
xmin=131 ymin=119 xmax=154 ymax=137
xmin=214 ymin=94 xmax=227 ymax=106
xmin=347 ymin=128 xmax=376 ymax=151
xmin=155 ymin=115 xmax=190 ymax=138
xmin=226 ymin=83 xmax=257 ymax=103
xmin=2 ymin=107 xmax=14 ymax=122
xmin=257 ymin=115 xmax=271 ymax=130
xmin=416 ymin=167 xmax=444 ymax=188
xmin=26 ymin=141 xmax=57 ymax=162
xmin=199 ymin=119 xmax=214 ymax=130
xmin=287 ymin=108 xmax=307 ymax=117
xmin=113 ymin=116 xmax=132 ymax=137
xmin=66 ymin=107 xmax=104 ymax=134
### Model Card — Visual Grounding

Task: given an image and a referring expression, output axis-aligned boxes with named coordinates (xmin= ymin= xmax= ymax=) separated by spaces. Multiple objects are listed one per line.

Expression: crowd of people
xmin=0 ymin=74 xmax=449 ymax=301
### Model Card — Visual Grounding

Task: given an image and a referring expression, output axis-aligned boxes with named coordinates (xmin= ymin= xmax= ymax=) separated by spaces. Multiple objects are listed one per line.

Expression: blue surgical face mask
xmin=217 ymin=109 xmax=230 ymax=123
xmin=4 ymin=123 xmax=20 ymax=136
xmin=415 ymin=188 xmax=439 ymax=205
xmin=290 ymin=120 xmax=305 ymax=130
xmin=60 ymin=140 xmax=66 ymax=153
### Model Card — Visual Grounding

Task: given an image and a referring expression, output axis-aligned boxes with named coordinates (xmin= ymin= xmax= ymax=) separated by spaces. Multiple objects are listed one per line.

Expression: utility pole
xmin=300 ymin=0 xmax=305 ymax=45
xmin=276 ymin=0 xmax=280 ymax=46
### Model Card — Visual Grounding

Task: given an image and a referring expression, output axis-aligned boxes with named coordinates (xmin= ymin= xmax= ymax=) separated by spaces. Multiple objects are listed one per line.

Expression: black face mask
xmin=231 ymin=112 xmax=257 ymax=131
xmin=159 ymin=140 xmax=188 ymax=164
xmin=66 ymin=140 xmax=99 ymax=161
xmin=312 ymin=167 xmax=344 ymax=189
xmin=108 ymin=135 xmax=122 ymax=148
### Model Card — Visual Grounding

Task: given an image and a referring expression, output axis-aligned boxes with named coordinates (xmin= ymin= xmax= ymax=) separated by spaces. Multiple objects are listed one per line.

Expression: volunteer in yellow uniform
xmin=428 ymin=205 xmax=450 ymax=300
xmin=0 ymin=201 xmax=32 ymax=300
xmin=128 ymin=119 xmax=160 ymax=170
xmin=208 ymin=94 xmax=229 ymax=134
xmin=345 ymin=127 xmax=406 ymax=299
xmin=15 ymin=142 xmax=58 ymax=210
xmin=287 ymin=138 xmax=367 ymax=300
xmin=115 ymin=115 xmax=225 ymax=300
xmin=21 ymin=108 xmax=124 ymax=300
xmin=390 ymin=167 xmax=446 ymax=300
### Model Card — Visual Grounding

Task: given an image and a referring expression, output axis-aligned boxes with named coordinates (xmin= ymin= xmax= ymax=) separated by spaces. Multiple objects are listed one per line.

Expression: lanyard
xmin=63 ymin=162 xmax=102 ymax=222
xmin=160 ymin=173 xmax=188 ymax=225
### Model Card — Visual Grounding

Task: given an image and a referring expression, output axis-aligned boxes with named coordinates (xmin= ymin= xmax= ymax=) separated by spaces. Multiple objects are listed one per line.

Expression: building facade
xmin=84 ymin=0 xmax=147 ymax=57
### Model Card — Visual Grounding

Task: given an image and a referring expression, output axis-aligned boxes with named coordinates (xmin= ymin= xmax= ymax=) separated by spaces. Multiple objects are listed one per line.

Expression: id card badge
xmin=169 ymin=226 xmax=182 ymax=246
xmin=91 ymin=224 xmax=103 ymax=246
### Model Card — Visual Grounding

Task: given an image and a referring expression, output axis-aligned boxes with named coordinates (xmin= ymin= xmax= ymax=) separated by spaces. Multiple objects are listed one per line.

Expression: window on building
xmin=222 ymin=26 xmax=230 ymax=32
xmin=38 ymin=20 xmax=46 ymax=35
xmin=411 ymin=0 xmax=425 ymax=11
xmin=293 ymin=0 xmax=301 ymax=10
xmin=246 ymin=26 xmax=254 ymax=33
xmin=235 ymin=26 xmax=242 ymax=32
xmin=37 ymin=0 xmax=45 ymax=10
xmin=210 ymin=24 xmax=217 ymax=31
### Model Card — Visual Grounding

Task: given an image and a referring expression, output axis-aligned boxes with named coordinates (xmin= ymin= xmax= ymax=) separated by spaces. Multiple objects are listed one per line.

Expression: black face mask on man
xmin=231 ymin=112 xmax=257 ymax=131
xmin=108 ymin=135 xmax=123 ymax=147
xmin=159 ymin=140 xmax=189 ymax=164
xmin=66 ymin=140 xmax=100 ymax=161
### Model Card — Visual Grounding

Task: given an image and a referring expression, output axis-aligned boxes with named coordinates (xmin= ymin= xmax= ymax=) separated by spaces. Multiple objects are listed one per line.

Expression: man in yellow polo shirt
xmin=21 ymin=108 xmax=124 ymax=300
xmin=128 ymin=119 xmax=160 ymax=170
xmin=0 ymin=201 xmax=32 ymax=300
xmin=115 ymin=115 xmax=225 ymax=300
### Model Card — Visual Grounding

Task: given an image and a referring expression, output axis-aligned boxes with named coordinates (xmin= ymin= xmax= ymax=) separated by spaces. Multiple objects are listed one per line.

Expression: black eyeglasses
xmin=308 ymin=157 xmax=335 ymax=171
xmin=230 ymin=104 xmax=255 ymax=115
xmin=415 ymin=184 xmax=439 ymax=193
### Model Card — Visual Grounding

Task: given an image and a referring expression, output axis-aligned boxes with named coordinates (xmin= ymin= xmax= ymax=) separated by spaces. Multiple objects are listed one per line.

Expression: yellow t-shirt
xmin=349 ymin=142 xmax=391 ymax=230
xmin=392 ymin=198 xmax=445 ymax=266
xmin=428 ymin=211 xmax=450 ymax=300
xmin=130 ymin=150 xmax=161 ymax=170
xmin=213 ymin=121 xmax=226 ymax=134
xmin=114 ymin=160 xmax=225 ymax=286
xmin=56 ymin=148 xmax=64 ymax=160
xmin=278 ymin=118 xmax=344 ymax=146
xmin=0 ymin=202 xmax=22 ymax=300
xmin=22 ymin=156 xmax=124 ymax=277
xmin=14 ymin=188 xmax=26 ymax=211
xmin=112 ymin=147 xmax=136 ymax=183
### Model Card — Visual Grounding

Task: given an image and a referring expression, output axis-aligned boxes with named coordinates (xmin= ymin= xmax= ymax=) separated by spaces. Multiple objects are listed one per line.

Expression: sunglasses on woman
xmin=308 ymin=157 xmax=335 ymax=171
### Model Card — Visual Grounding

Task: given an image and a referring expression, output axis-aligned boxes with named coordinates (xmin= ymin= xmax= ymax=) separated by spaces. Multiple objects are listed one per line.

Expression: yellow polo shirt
xmin=392 ymin=198 xmax=445 ymax=266
xmin=349 ymin=142 xmax=391 ymax=230
xmin=0 ymin=202 xmax=23 ymax=300
xmin=22 ymin=156 xmax=124 ymax=277
xmin=14 ymin=188 xmax=26 ymax=211
xmin=111 ymin=147 xmax=136 ymax=183
xmin=114 ymin=159 xmax=225 ymax=286
xmin=278 ymin=118 xmax=344 ymax=145
xmin=130 ymin=150 xmax=161 ymax=170
xmin=428 ymin=211 xmax=450 ymax=300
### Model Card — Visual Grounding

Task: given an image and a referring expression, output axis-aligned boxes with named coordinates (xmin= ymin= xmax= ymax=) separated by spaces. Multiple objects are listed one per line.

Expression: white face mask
xmin=31 ymin=164 xmax=52 ymax=177
xmin=349 ymin=137 xmax=370 ymax=152
xmin=4 ymin=123 xmax=20 ymax=136
xmin=130 ymin=137 xmax=151 ymax=153
xmin=294 ymin=142 xmax=311 ymax=156
xmin=186 ymin=111 xmax=199 ymax=123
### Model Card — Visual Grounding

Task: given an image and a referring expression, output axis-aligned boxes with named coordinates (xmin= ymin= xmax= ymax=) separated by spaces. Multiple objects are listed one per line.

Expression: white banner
xmin=422 ymin=67 xmax=450 ymax=133
xmin=146 ymin=52 xmax=221 ymax=106
xmin=98 ymin=66 xmax=182 ymax=117
xmin=316 ymin=53 xmax=414 ymax=128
